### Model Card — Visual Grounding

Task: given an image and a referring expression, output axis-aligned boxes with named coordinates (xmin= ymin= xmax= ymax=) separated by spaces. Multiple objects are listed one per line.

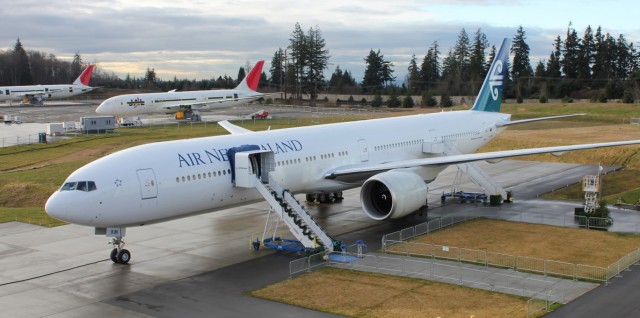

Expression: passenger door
xmin=136 ymin=168 xmax=158 ymax=199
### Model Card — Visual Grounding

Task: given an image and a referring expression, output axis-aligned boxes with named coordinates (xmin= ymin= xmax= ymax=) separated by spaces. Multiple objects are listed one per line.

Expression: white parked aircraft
xmin=46 ymin=39 xmax=640 ymax=264
xmin=0 ymin=65 xmax=96 ymax=105
xmin=95 ymin=61 xmax=265 ymax=120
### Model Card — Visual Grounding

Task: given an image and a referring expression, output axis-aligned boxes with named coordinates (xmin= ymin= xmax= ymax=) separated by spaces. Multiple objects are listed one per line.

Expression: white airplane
xmin=0 ymin=65 xmax=96 ymax=106
xmin=95 ymin=61 xmax=266 ymax=120
xmin=45 ymin=39 xmax=640 ymax=264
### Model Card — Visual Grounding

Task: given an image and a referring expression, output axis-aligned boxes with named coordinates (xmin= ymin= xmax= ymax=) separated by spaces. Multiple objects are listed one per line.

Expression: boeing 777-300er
xmin=0 ymin=65 xmax=96 ymax=106
xmin=46 ymin=39 xmax=640 ymax=264
xmin=95 ymin=61 xmax=266 ymax=121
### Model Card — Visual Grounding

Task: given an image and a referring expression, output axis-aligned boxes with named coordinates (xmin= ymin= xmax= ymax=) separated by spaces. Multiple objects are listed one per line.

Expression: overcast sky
xmin=1 ymin=0 xmax=638 ymax=83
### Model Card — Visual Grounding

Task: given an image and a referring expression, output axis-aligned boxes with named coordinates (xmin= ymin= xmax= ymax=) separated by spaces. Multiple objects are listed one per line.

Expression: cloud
xmin=0 ymin=0 xmax=638 ymax=82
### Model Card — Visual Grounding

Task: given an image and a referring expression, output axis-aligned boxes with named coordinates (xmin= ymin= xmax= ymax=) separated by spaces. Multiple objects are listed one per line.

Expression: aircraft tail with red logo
xmin=72 ymin=65 xmax=95 ymax=86
xmin=234 ymin=61 xmax=264 ymax=92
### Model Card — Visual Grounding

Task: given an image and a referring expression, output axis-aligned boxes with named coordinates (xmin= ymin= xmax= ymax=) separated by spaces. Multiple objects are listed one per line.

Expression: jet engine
xmin=360 ymin=170 xmax=428 ymax=221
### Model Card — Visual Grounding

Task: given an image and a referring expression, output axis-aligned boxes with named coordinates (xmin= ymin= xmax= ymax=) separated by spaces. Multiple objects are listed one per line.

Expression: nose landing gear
xmin=109 ymin=237 xmax=131 ymax=264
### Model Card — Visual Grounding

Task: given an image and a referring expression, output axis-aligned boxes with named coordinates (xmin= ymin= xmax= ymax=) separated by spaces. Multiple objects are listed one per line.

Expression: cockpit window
xmin=61 ymin=181 xmax=97 ymax=192
xmin=61 ymin=182 xmax=77 ymax=191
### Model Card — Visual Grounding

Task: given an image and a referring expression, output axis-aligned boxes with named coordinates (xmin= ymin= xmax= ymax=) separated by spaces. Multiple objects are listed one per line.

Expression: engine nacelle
xmin=360 ymin=170 xmax=428 ymax=221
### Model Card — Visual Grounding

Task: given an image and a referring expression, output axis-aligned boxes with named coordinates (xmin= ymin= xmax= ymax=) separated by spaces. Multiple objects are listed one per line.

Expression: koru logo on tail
xmin=489 ymin=60 xmax=503 ymax=101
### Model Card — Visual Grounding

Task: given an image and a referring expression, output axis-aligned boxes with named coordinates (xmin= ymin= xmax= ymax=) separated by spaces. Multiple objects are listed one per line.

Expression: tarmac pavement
xmin=3 ymin=160 xmax=640 ymax=317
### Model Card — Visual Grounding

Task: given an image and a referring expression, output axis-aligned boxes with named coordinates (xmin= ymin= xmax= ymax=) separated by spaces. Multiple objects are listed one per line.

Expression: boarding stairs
xmin=255 ymin=176 xmax=334 ymax=251
xmin=231 ymin=148 xmax=334 ymax=252
xmin=442 ymin=143 xmax=507 ymax=199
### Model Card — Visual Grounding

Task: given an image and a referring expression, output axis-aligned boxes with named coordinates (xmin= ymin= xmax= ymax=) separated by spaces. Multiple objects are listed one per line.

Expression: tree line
xmin=2 ymin=23 xmax=639 ymax=105
xmin=269 ymin=23 xmax=639 ymax=106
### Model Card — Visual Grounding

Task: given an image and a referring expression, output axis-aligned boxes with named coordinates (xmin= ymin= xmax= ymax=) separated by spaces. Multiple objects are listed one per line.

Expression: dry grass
xmin=403 ymin=219 xmax=640 ymax=266
xmin=252 ymin=267 xmax=534 ymax=318
xmin=253 ymin=219 xmax=640 ymax=317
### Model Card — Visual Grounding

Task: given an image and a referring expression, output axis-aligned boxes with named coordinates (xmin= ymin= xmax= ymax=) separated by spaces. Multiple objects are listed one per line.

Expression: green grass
xmin=0 ymin=207 xmax=66 ymax=227
xmin=502 ymin=102 xmax=639 ymax=124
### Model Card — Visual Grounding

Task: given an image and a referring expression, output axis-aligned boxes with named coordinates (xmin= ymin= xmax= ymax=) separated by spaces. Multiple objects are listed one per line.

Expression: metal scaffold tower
xmin=582 ymin=175 xmax=600 ymax=214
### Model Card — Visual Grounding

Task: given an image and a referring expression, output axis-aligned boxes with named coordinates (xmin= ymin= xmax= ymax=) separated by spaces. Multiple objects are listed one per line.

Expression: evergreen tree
xmin=421 ymin=91 xmax=437 ymax=107
xmin=451 ymin=28 xmax=471 ymax=94
xmin=362 ymin=49 xmax=394 ymax=92
xmin=269 ymin=48 xmax=285 ymax=89
xmin=386 ymin=89 xmax=401 ymax=107
xmin=288 ymin=22 xmax=307 ymax=100
xmin=12 ymin=38 xmax=33 ymax=85
xmin=469 ymin=29 xmax=488 ymax=93
xmin=577 ymin=26 xmax=594 ymax=81
xmin=328 ymin=65 xmax=357 ymax=94
xmin=592 ymin=26 xmax=608 ymax=84
xmin=371 ymin=93 xmax=383 ymax=107
xmin=420 ymin=41 xmax=440 ymax=91
xmin=486 ymin=45 xmax=496 ymax=73
xmin=406 ymin=54 xmax=420 ymax=94
xmin=143 ymin=68 xmax=157 ymax=88
xmin=402 ymin=93 xmax=415 ymax=108
xmin=614 ymin=34 xmax=635 ymax=79
xmin=236 ymin=67 xmax=246 ymax=84
xmin=70 ymin=52 xmax=83 ymax=81
xmin=562 ymin=23 xmax=581 ymax=78
xmin=546 ymin=36 xmax=563 ymax=79
xmin=305 ymin=25 xmax=330 ymax=103
xmin=511 ymin=26 xmax=533 ymax=98
xmin=329 ymin=65 xmax=344 ymax=92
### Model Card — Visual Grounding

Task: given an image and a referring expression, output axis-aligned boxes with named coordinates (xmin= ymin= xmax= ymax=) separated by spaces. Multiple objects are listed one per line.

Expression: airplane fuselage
xmin=0 ymin=84 xmax=94 ymax=102
xmin=96 ymin=89 xmax=262 ymax=116
xmin=45 ymin=110 xmax=509 ymax=228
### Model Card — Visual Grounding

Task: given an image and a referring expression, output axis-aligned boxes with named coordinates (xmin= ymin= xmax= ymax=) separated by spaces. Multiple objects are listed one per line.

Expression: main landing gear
xmin=305 ymin=191 xmax=344 ymax=204
xmin=109 ymin=237 xmax=131 ymax=264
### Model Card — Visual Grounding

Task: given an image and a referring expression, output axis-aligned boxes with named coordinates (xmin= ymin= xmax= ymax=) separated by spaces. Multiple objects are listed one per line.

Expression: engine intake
xmin=360 ymin=170 xmax=428 ymax=220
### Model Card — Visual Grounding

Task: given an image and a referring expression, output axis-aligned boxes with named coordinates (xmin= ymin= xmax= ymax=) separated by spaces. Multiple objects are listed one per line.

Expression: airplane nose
xmin=45 ymin=192 xmax=67 ymax=222
xmin=95 ymin=102 xmax=109 ymax=115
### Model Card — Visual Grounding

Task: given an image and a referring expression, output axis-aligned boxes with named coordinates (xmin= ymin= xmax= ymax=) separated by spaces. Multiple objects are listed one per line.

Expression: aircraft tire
xmin=110 ymin=248 xmax=118 ymax=263
xmin=117 ymin=249 xmax=131 ymax=264
xmin=306 ymin=194 xmax=316 ymax=202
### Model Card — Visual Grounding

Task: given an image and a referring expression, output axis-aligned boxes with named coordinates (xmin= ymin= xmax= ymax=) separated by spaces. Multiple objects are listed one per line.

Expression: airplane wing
xmin=218 ymin=120 xmax=254 ymax=134
xmin=324 ymin=140 xmax=640 ymax=179
xmin=497 ymin=114 xmax=585 ymax=127
xmin=161 ymin=94 xmax=264 ymax=111
xmin=12 ymin=89 xmax=65 ymax=98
